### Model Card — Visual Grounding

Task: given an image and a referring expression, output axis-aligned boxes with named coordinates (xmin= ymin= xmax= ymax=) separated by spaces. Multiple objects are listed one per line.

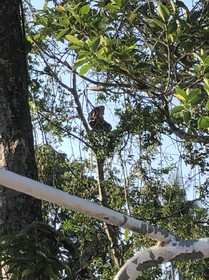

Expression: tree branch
xmin=164 ymin=106 xmax=209 ymax=144
xmin=114 ymin=238 xmax=209 ymax=280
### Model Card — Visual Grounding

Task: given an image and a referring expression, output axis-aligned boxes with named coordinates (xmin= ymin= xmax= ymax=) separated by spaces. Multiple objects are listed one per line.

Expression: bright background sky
xmin=31 ymin=0 xmax=193 ymax=9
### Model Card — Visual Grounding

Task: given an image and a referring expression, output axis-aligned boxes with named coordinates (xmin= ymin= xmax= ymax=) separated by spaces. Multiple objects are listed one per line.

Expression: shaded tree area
xmin=1 ymin=0 xmax=209 ymax=279
xmin=0 ymin=0 xmax=42 ymax=233
xmin=0 ymin=0 xmax=42 ymax=279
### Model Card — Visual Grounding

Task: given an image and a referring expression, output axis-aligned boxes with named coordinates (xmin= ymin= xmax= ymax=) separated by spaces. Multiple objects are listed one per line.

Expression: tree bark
xmin=0 ymin=0 xmax=42 ymax=235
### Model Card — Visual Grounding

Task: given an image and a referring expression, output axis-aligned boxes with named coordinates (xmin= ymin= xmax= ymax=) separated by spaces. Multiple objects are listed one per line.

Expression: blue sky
xmin=32 ymin=1 xmax=193 ymax=9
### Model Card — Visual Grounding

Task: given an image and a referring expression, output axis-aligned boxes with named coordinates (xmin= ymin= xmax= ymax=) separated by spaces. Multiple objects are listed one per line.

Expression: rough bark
xmin=0 ymin=0 xmax=42 ymax=235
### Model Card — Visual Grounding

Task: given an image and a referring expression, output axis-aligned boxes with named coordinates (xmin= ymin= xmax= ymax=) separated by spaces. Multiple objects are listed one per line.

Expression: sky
xmin=31 ymin=0 xmax=193 ymax=9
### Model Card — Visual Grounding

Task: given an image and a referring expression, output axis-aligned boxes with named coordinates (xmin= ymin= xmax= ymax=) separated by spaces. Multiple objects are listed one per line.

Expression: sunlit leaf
xmin=80 ymin=5 xmax=90 ymax=15
xmin=169 ymin=0 xmax=176 ymax=12
xmin=204 ymin=82 xmax=209 ymax=95
xmin=124 ymin=228 xmax=129 ymax=242
xmin=204 ymin=78 xmax=209 ymax=87
xmin=79 ymin=64 xmax=91 ymax=75
xmin=56 ymin=5 xmax=66 ymax=12
xmin=74 ymin=57 xmax=89 ymax=68
xmin=204 ymin=56 xmax=209 ymax=67
xmin=186 ymin=88 xmax=206 ymax=105
xmin=174 ymin=87 xmax=187 ymax=102
xmin=192 ymin=53 xmax=204 ymax=64
xmin=206 ymin=100 xmax=209 ymax=111
xmin=198 ymin=116 xmax=209 ymax=129
xmin=122 ymin=45 xmax=135 ymax=53
xmin=65 ymin=35 xmax=83 ymax=46
xmin=115 ymin=0 xmax=122 ymax=7
xmin=157 ymin=4 xmax=170 ymax=22
xmin=33 ymin=33 xmax=41 ymax=40
xmin=128 ymin=7 xmax=140 ymax=22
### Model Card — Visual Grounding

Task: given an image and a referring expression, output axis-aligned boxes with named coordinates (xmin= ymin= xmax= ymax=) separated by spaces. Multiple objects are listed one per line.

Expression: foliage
xmin=2 ymin=0 xmax=208 ymax=278
xmin=0 ymin=222 xmax=81 ymax=279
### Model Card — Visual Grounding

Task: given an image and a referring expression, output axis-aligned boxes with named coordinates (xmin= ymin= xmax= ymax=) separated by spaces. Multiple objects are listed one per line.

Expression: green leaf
xmin=204 ymin=56 xmax=209 ymax=67
xmin=122 ymin=45 xmax=135 ymax=54
xmin=192 ymin=53 xmax=204 ymax=64
xmin=106 ymin=2 xmax=120 ymax=11
xmin=174 ymin=87 xmax=187 ymax=102
xmin=167 ymin=21 xmax=177 ymax=34
xmin=198 ymin=116 xmax=209 ymax=129
xmin=183 ymin=111 xmax=191 ymax=123
xmin=169 ymin=0 xmax=176 ymax=12
xmin=97 ymin=47 xmax=108 ymax=59
xmin=149 ymin=18 xmax=165 ymax=29
xmin=186 ymin=88 xmax=197 ymax=98
xmin=168 ymin=34 xmax=175 ymax=42
xmin=124 ymin=228 xmax=130 ymax=242
xmin=89 ymin=37 xmax=101 ymax=51
xmin=204 ymin=66 xmax=209 ymax=78
xmin=204 ymin=78 xmax=209 ymax=94
xmin=65 ymin=35 xmax=83 ymax=45
xmin=206 ymin=100 xmax=209 ymax=111
xmin=157 ymin=4 xmax=170 ymax=22
xmin=186 ymin=88 xmax=202 ymax=105
xmin=176 ymin=19 xmax=189 ymax=31
xmin=170 ymin=105 xmax=184 ymax=115
xmin=22 ymin=268 xmax=33 ymax=277
xmin=80 ymin=5 xmax=90 ymax=15
xmin=33 ymin=33 xmax=41 ymax=40
xmin=204 ymin=82 xmax=209 ymax=95
xmin=128 ymin=7 xmax=140 ymax=22
xmin=56 ymin=29 xmax=68 ymax=40
xmin=56 ymin=5 xmax=66 ymax=12
xmin=174 ymin=94 xmax=186 ymax=102
xmin=115 ymin=0 xmax=122 ymax=7
xmin=204 ymin=78 xmax=209 ymax=87
xmin=79 ymin=64 xmax=91 ymax=75
xmin=74 ymin=57 xmax=90 ymax=68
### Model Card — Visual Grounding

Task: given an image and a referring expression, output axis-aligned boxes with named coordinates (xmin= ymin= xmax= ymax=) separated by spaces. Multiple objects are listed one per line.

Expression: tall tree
xmin=0 ymin=1 xmax=41 ymax=233
xmin=0 ymin=2 xmax=42 ymax=277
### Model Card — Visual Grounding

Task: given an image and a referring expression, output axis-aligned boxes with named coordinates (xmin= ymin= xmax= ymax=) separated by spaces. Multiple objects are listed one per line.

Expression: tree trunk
xmin=96 ymin=158 xmax=123 ymax=268
xmin=0 ymin=0 xmax=42 ymax=235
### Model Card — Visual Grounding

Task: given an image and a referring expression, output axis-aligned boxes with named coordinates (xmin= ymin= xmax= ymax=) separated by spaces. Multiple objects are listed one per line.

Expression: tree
xmin=0 ymin=1 xmax=41 ymax=237
xmin=1 ymin=0 xmax=209 ymax=279
xmin=0 ymin=0 xmax=42 ymax=278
